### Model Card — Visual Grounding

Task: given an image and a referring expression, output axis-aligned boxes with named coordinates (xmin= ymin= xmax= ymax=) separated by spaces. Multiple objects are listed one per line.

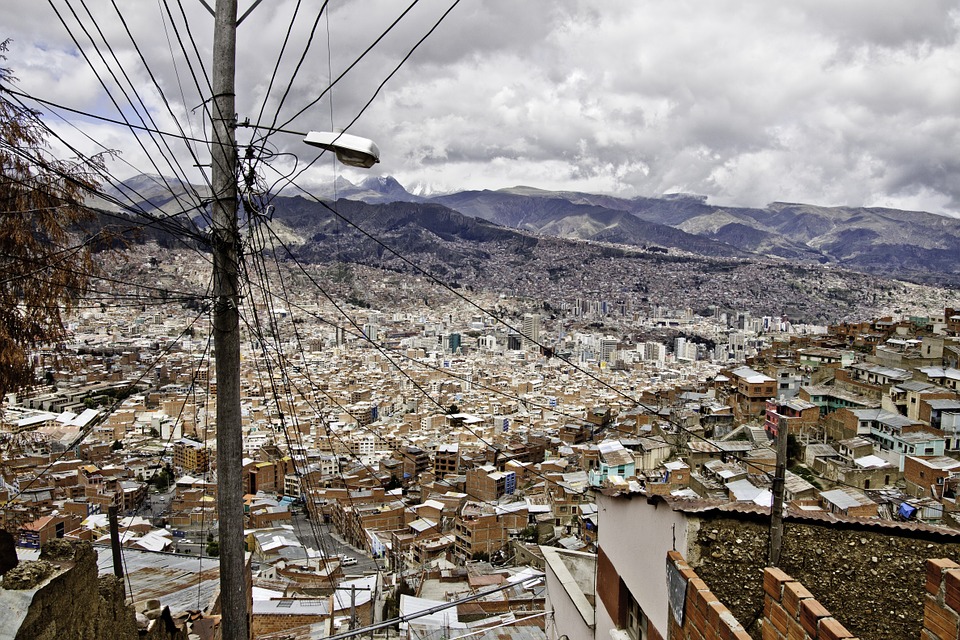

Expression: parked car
xmin=341 ymin=556 xmax=358 ymax=566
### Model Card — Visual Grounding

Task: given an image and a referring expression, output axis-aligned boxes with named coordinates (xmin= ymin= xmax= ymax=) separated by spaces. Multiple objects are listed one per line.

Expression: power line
xmin=253 ymin=220 xmax=594 ymax=498
xmin=278 ymin=0 xmax=462 ymax=190
xmin=110 ymin=0 xmax=215 ymax=199
xmin=2 ymin=89 xmax=213 ymax=247
xmin=252 ymin=0 xmax=326 ymax=138
xmin=234 ymin=214 xmax=563 ymax=532
xmin=271 ymin=0 xmax=422 ymax=134
xmin=74 ymin=0 xmax=205 ymax=205
xmin=1 ymin=88 xmax=212 ymax=144
xmin=48 ymin=0 xmax=207 ymax=225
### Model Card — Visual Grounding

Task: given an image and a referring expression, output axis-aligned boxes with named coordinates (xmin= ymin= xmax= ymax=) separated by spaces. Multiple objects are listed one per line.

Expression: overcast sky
xmin=4 ymin=0 xmax=960 ymax=215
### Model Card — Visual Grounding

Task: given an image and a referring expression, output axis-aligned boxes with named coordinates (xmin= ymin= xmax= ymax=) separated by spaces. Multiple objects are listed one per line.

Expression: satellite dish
xmin=303 ymin=130 xmax=380 ymax=168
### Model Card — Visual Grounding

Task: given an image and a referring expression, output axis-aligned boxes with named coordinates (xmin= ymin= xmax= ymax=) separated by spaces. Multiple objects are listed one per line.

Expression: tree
xmin=151 ymin=467 xmax=172 ymax=492
xmin=787 ymin=433 xmax=802 ymax=463
xmin=0 ymin=41 xmax=108 ymax=397
xmin=206 ymin=540 xmax=220 ymax=557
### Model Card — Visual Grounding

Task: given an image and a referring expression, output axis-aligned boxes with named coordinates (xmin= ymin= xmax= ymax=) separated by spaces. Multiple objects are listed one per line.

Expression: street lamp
xmin=303 ymin=130 xmax=380 ymax=168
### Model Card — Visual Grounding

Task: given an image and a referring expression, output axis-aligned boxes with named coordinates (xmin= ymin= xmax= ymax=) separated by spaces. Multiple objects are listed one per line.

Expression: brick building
xmin=763 ymin=397 xmax=819 ymax=438
xmin=433 ymin=442 xmax=460 ymax=478
xmin=465 ymin=465 xmax=516 ymax=503
xmin=453 ymin=502 xmax=527 ymax=560
xmin=904 ymin=455 xmax=960 ymax=500
xmin=172 ymin=438 xmax=210 ymax=473
xmin=721 ymin=366 xmax=776 ymax=420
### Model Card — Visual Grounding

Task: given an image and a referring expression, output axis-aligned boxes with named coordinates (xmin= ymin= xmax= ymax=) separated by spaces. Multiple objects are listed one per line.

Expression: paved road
xmin=289 ymin=512 xmax=385 ymax=575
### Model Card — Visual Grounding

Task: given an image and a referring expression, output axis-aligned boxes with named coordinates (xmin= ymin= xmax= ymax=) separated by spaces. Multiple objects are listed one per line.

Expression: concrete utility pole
xmin=108 ymin=505 xmax=123 ymax=578
xmin=768 ymin=421 xmax=789 ymax=566
xmin=210 ymin=0 xmax=248 ymax=637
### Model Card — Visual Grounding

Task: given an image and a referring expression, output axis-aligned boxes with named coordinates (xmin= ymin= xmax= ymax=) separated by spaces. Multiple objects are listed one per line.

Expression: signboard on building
xmin=666 ymin=557 xmax=688 ymax=625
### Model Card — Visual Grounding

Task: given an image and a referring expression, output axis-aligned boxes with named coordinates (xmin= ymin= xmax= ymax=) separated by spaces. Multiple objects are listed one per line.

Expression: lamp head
xmin=303 ymin=130 xmax=380 ymax=169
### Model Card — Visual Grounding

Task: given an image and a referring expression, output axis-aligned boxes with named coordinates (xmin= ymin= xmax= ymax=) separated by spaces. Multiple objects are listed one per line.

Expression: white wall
xmin=595 ymin=494 xmax=691 ymax=639
xmin=542 ymin=547 xmax=596 ymax=640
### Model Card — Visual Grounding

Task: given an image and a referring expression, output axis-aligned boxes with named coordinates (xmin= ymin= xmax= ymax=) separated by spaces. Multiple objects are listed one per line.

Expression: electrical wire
xmin=270 ymin=0 xmax=422 ymax=134
xmin=238 ymin=206 xmax=562 ymax=550
xmin=1 ymin=88 xmax=212 ymax=144
xmin=49 ymin=0 xmax=208 ymax=230
xmin=254 ymin=216 xmax=596 ymax=500
xmin=110 ymin=0 xmax=215 ymax=201
xmin=252 ymin=0 xmax=324 ymax=139
xmin=2 ymin=90 xmax=213 ymax=248
xmin=77 ymin=0 xmax=205 ymax=202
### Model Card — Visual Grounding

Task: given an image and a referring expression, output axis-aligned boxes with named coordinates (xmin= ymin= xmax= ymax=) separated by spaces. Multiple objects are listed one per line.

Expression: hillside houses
xmin=1 ymin=250 xmax=958 ymax=640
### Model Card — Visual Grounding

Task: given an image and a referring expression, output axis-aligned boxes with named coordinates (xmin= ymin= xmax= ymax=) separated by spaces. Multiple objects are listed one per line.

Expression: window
xmin=626 ymin=592 xmax=648 ymax=640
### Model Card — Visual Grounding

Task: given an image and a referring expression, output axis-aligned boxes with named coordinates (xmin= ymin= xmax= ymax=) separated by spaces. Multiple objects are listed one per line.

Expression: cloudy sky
xmin=4 ymin=0 xmax=960 ymax=215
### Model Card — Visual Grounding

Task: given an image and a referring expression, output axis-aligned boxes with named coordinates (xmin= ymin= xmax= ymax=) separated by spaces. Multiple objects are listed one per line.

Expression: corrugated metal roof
xmin=602 ymin=493 xmax=960 ymax=540
xmin=96 ymin=546 xmax=219 ymax=614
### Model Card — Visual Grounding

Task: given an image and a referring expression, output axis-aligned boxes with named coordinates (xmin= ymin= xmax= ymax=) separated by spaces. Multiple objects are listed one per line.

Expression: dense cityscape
xmin=3 ymin=2 xmax=960 ymax=639
xmin=1 ymin=242 xmax=959 ymax=639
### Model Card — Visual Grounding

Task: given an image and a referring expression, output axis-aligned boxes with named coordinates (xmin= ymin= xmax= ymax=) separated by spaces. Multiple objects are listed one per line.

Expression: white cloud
xmin=3 ymin=0 xmax=959 ymax=214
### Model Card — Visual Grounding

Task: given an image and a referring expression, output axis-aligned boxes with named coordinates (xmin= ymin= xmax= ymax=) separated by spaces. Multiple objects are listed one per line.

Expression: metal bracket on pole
xmin=196 ymin=0 xmax=214 ymax=17
xmin=196 ymin=0 xmax=264 ymax=25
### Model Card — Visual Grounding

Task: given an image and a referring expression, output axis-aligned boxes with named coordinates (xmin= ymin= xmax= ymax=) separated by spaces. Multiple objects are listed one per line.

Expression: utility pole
xmin=210 ymin=0 xmax=248 ymax=638
xmin=768 ymin=420 xmax=789 ymax=567
xmin=108 ymin=505 xmax=123 ymax=579
xmin=350 ymin=584 xmax=357 ymax=630
xmin=203 ymin=6 xmax=377 ymax=636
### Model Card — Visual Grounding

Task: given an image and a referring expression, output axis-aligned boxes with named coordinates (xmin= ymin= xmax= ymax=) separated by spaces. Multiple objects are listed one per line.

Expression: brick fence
xmin=925 ymin=558 xmax=960 ymax=640
xmin=666 ymin=550 xmax=751 ymax=640
xmin=668 ymin=551 xmax=960 ymax=640
xmin=762 ymin=567 xmax=857 ymax=640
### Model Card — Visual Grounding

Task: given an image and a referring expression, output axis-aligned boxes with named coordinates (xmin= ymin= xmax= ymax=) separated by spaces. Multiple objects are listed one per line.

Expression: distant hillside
xmin=313 ymin=176 xmax=960 ymax=286
xmin=92 ymin=178 xmax=940 ymax=323
xmin=430 ymin=190 xmax=744 ymax=257
xmin=100 ymin=174 xmax=960 ymax=288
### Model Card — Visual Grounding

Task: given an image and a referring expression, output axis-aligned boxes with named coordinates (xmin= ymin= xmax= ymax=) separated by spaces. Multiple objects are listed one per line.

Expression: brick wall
xmin=762 ymin=567 xmax=857 ymax=640
xmin=664 ymin=551 xmax=867 ymax=640
xmin=925 ymin=558 xmax=960 ymax=640
xmin=251 ymin=612 xmax=326 ymax=637
xmin=666 ymin=551 xmax=751 ymax=640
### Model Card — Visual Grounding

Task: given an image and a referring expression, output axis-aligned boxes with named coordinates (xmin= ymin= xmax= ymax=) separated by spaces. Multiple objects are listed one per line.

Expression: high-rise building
xmin=522 ymin=313 xmax=540 ymax=351
xmin=446 ymin=333 xmax=462 ymax=354
xmin=600 ymin=337 xmax=619 ymax=364
xmin=641 ymin=342 xmax=666 ymax=363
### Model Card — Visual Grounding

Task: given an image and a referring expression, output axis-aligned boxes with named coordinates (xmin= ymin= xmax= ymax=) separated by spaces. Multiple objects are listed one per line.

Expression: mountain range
xmin=98 ymin=173 xmax=960 ymax=289
xmin=280 ymin=175 xmax=958 ymax=287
